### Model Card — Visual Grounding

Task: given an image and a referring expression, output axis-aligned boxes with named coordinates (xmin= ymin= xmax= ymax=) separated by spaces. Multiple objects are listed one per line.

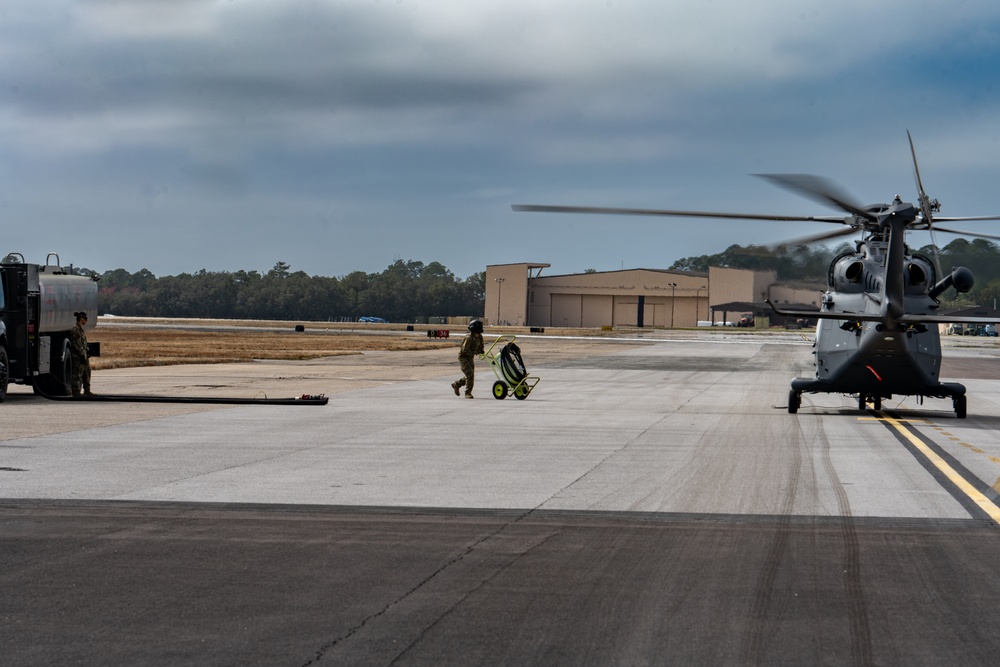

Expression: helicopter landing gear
xmin=954 ymin=395 xmax=967 ymax=419
xmin=788 ymin=389 xmax=800 ymax=414
xmin=858 ymin=394 xmax=882 ymax=411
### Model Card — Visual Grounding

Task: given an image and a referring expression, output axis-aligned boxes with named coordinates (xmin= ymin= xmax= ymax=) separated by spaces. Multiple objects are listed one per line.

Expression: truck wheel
xmin=0 ymin=347 xmax=8 ymax=402
xmin=34 ymin=345 xmax=72 ymax=397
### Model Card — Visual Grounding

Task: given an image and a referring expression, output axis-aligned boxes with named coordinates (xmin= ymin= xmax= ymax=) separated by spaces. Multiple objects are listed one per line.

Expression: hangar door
xmin=550 ymin=294 xmax=613 ymax=327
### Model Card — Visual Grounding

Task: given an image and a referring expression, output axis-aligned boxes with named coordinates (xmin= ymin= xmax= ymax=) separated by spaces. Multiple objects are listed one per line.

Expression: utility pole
xmin=669 ymin=283 xmax=677 ymax=327
xmin=495 ymin=277 xmax=505 ymax=324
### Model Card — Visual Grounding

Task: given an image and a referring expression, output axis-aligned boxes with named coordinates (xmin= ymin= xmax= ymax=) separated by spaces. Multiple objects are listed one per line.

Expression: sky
xmin=3 ymin=1 xmax=1000 ymax=280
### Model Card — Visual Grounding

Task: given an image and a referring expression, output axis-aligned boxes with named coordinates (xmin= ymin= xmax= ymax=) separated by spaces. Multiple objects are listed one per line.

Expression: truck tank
xmin=37 ymin=269 xmax=98 ymax=333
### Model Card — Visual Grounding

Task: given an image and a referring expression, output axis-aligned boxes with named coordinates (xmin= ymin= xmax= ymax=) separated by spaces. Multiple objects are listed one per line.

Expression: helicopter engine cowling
xmin=928 ymin=266 xmax=974 ymax=299
xmin=829 ymin=252 xmax=890 ymax=294
xmin=828 ymin=252 xmax=867 ymax=293
xmin=903 ymin=254 xmax=935 ymax=295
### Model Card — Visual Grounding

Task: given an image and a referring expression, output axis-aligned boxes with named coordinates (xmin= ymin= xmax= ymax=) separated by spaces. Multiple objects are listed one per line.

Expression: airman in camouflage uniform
xmin=452 ymin=319 xmax=484 ymax=399
xmin=69 ymin=311 xmax=92 ymax=397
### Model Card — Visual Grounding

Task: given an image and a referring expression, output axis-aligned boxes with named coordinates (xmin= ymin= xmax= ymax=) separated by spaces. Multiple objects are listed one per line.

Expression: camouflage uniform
xmin=69 ymin=320 xmax=91 ymax=396
xmin=452 ymin=331 xmax=484 ymax=398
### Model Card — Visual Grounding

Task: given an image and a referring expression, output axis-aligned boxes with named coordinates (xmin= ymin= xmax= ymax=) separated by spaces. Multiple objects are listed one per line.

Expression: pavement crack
xmin=300 ymin=507 xmax=546 ymax=666
xmin=386 ymin=531 xmax=561 ymax=666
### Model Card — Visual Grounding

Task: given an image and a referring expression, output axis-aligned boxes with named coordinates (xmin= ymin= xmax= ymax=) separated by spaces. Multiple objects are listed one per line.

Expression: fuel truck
xmin=0 ymin=253 xmax=99 ymax=401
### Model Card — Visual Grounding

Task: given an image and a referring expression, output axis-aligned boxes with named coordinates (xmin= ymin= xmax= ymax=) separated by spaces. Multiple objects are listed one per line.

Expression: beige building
xmin=485 ymin=263 xmax=824 ymax=328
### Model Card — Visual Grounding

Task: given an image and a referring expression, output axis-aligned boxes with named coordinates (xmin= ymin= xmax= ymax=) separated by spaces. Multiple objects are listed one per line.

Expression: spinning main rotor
xmin=512 ymin=132 xmax=1000 ymax=271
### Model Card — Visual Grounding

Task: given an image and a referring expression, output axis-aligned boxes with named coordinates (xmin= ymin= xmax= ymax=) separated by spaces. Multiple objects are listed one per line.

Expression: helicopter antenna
xmin=908 ymin=130 xmax=942 ymax=278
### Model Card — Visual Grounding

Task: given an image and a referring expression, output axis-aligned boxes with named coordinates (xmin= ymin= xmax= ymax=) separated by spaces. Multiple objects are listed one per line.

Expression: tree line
xmin=670 ymin=237 xmax=1000 ymax=309
xmin=94 ymin=260 xmax=486 ymax=322
xmin=85 ymin=237 xmax=1000 ymax=321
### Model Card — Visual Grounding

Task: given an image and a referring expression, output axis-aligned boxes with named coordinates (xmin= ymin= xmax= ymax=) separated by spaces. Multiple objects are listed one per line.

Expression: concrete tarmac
xmin=3 ymin=332 xmax=1000 ymax=665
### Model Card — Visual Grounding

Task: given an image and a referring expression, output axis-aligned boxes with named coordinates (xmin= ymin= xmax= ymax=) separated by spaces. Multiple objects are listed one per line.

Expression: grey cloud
xmin=3 ymin=1 xmax=1000 ymax=280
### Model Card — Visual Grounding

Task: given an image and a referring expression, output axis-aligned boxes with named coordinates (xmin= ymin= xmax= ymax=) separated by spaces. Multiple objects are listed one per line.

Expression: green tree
xmin=96 ymin=261 xmax=486 ymax=321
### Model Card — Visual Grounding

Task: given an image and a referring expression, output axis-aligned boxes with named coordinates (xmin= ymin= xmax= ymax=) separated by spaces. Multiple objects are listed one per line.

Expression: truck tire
xmin=0 ymin=346 xmax=8 ymax=402
xmin=33 ymin=340 xmax=72 ymax=397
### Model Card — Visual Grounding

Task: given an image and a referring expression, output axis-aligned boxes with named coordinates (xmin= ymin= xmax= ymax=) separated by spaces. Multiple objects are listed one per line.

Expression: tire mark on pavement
xmin=738 ymin=416 xmax=800 ymax=664
xmin=817 ymin=416 xmax=874 ymax=666
xmin=738 ymin=348 xmax=804 ymax=665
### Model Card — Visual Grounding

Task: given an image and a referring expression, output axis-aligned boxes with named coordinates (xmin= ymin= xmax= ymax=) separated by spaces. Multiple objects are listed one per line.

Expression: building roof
xmin=540 ymin=267 xmax=708 ymax=279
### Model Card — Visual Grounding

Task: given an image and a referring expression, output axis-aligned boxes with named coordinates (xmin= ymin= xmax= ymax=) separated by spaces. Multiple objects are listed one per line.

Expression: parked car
xmin=358 ymin=316 xmax=387 ymax=323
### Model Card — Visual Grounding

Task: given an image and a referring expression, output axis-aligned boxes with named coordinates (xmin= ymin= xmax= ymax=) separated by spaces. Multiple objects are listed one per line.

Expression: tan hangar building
xmin=484 ymin=263 xmax=823 ymax=328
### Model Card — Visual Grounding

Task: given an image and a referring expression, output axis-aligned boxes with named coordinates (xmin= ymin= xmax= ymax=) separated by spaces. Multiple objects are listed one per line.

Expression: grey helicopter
xmin=512 ymin=132 xmax=1000 ymax=418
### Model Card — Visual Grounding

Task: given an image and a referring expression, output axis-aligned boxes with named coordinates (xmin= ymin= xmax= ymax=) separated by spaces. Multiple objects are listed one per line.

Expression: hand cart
xmin=483 ymin=335 xmax=539 ymax=400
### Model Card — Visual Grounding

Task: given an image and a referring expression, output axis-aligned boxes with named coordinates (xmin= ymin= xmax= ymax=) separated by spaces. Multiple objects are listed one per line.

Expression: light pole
xmin=669 ymin=283 xmax=677 ymax=327
xmin=495 ymin=277 xmax=505 ymax=324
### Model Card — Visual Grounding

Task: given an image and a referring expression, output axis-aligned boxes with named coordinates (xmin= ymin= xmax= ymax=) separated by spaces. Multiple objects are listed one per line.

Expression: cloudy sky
xmin=3 ymin=1 xmax=1000 ymax=279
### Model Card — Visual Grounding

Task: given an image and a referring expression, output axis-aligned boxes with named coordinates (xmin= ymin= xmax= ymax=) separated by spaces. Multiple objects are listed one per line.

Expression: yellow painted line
xmin=994 ymin=478 xmax=1000 ymax=495
xmin=880 ymin=414 xmax=1000 ymax=524
xmin=857 ymin=417 xmax=929 ymax=424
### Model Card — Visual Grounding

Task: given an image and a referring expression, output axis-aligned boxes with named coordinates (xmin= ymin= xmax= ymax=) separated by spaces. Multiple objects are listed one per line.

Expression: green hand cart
xmin=483 ymin=335 xmax=540 ymax=400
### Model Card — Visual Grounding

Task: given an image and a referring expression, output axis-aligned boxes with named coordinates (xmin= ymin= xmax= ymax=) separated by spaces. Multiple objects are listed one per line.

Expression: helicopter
xmin=512 ymin=132 xmax=1000 ymax=418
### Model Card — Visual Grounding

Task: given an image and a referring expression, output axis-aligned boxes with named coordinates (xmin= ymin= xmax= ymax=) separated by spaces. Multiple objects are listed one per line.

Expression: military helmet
xmin=468 ymin=319 xmax=483 ymax=333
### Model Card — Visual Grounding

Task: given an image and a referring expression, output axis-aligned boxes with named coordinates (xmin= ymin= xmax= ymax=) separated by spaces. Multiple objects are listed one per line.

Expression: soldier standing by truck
xmin=0 ymin=253 xmax=98 ymax=401
xmin=69 ymin=311 xmax=92 ymax=397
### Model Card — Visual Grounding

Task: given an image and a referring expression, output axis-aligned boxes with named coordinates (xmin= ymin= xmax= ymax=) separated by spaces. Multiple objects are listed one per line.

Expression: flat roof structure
xmin=485 ymin=263 xmax=823 ymax=328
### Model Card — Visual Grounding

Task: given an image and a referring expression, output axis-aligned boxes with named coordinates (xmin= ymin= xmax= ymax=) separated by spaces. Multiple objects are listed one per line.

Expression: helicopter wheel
xmin=954 ymin=395 xmax=967 ymax=419
xmin=788 ymin=389 xmax=800 ymax=414
xmin=872 ymin=395 xmax=881 ymax=411
xmin=858 ymin=394 xmax=867 ymax=411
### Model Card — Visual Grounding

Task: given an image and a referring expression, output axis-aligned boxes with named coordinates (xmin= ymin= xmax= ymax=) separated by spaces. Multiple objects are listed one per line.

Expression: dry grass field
xmin=89 ymin=326 xmax=456 ymax=370
xmin=85 ymin=317 xmax=793 ymax=371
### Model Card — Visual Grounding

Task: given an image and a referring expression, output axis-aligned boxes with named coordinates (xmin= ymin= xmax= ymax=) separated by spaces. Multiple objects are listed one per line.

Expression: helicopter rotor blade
xmin=754 ymin=174 xmax=878 ymax=222
xmin=908 ymin=130 xmax=942 ymax=278
xmin=769 ymin=225 xmax=859 ymax=251
xmin=932 ymin=225 xmax=1000 ymax=241
xmin=510 ymin=204 xmax=848 ymax=224
xmin=932 ymin=215 xmax=1000 ymax=222
xmin=908 ymin=130 xmax=928 ymax=197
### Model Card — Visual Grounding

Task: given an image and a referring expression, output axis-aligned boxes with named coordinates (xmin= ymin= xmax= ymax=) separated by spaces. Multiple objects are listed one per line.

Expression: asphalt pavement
xmin=3 ymin=333 xmax=1000 ymax=665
